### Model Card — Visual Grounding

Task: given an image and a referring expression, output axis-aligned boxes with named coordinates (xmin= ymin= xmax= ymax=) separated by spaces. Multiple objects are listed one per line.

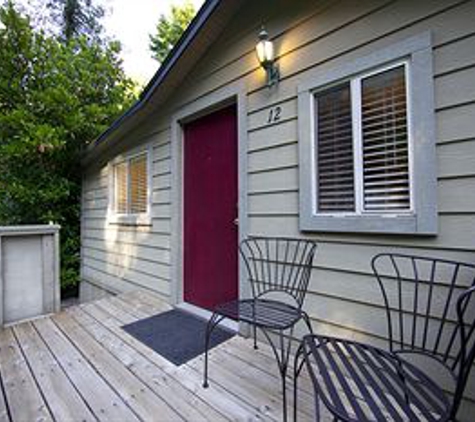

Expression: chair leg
xmin=293 ymin=343 xmax=306 ymax=422
xmin=202 ymin=312 xmax=224 ymax=388
xmin=301 ymin=310 xmax=314 ymax=335
xmin=395 ymin=358 xmax=413 ymax=410
xmin=253 ymin=323 xmax=258 ymax=350
xmin=282 ymin=365 xmax=288 ymax=422
xmin=259 ymin=327 xmax=291 ymax=422
xmin=279 ymin=329 xmax=288 ymax=422
xmin=315 ymin=393 xmax=321 ymax=422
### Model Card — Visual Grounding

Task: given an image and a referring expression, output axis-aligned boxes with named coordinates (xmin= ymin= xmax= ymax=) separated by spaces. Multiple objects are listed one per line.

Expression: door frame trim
xmin=170 ymin=80 xmax=248 ymax=307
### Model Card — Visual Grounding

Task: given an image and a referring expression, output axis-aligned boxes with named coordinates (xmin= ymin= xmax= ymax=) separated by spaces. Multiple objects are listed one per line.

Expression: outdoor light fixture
xmin=256 ymin=27 xmax=279 ymax=87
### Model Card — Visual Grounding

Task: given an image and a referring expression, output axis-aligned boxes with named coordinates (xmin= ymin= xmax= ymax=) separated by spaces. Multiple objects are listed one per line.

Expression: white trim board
xmin=170 ymin=79 xmax=249 ymax=307
xmin=176 ymin=302 xmax=238 ymax=332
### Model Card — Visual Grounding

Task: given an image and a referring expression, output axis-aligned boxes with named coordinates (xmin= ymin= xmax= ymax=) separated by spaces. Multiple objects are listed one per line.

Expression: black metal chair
xmin=294 ymin=253 xmax=475 ymax=421
xmin=203 ymin=237 xmax=317 ymax=421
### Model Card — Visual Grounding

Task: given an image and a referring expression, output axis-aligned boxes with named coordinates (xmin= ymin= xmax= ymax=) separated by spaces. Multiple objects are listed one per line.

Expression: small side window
xmin=109 ymin=149 xmax=151 ymax=225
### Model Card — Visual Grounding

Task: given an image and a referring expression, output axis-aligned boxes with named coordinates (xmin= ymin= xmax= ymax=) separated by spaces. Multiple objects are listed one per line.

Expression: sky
xmin=13 ymin=0 xmax=205 ymax=84
xmin=102 ymin=0 xmax=205 ymax=84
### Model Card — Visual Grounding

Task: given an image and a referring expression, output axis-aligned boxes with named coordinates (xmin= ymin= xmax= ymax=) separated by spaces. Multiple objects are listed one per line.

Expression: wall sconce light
xmin=255 ymin=27 xmax=279 ymax=87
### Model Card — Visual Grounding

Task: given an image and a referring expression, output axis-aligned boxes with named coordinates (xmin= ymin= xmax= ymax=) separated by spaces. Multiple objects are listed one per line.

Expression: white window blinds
xmin=361 ymin=65 xmax=410 ymax=212
xmin=114 ymin=152 xmax=149 ymax=215
xmin=115 ymin=161 xmax=128 ymax=214
xmin=314 ymin=63 xmax=410 ymax=215
xmin=315 ymin=84 xmax=355 ymax=212
xmin=129 ymin=154 xmax=148 ymax=214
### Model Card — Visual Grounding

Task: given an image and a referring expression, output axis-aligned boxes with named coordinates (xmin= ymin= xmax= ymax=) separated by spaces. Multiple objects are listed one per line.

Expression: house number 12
xmin=267 ymin=106 xmax=282 ymax=124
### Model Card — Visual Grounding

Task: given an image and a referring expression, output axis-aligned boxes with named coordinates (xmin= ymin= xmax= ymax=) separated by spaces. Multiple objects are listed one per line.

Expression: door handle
xmin=233 ymin=218 xmax=239 ymax=226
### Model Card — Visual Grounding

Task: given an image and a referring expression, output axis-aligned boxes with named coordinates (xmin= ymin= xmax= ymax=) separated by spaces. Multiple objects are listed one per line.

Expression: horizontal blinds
xmin=361 ymin=65 xmax=410 ymax=212
xmin=315 ymin=83 xmax=355 ymax=212
xmin=114 ymin=162 xmax=128 ymax=214
xmin=129 ymin=153 xmax=148 ymax=214
xmin=114 ymin=152 xmax=148 ymax=215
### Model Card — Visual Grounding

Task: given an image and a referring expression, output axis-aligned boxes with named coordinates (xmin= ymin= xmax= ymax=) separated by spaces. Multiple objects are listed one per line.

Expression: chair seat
xmin=214 ymin=299 xmax=303 ymax=330
xmin=303 ymin=334 xmax=451 ymax=422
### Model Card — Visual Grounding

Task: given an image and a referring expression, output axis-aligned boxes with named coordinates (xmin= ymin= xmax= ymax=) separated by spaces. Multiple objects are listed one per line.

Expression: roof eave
xmin=82 ymin=0 xmax=224 ymax=166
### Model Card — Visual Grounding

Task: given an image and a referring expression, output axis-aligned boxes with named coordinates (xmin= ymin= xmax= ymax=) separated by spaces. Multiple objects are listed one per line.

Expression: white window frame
xmin=298 ymin=32 xmax=437 ymax=234
xmin=107 ymin=144 xmax=153 ymax=226
xmin=313 ymin=61 xmax=413 ymax=216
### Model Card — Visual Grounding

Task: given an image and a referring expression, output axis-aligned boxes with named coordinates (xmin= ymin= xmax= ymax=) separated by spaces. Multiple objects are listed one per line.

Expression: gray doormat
xmin=122 ymin=308 xmax=235 ymax=366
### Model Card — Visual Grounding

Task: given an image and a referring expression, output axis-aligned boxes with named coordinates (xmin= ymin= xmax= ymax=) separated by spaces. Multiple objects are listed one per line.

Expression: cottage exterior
xmin=80 ymin=0 xmax=475 ymax=417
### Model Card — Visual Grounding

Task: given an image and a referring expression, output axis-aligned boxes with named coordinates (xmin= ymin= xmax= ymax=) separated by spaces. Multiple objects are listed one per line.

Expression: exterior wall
xmin=81 ymin=126 xmax=173 ymax=302
xmin=81 ymin=0 xmax=475 ymax=416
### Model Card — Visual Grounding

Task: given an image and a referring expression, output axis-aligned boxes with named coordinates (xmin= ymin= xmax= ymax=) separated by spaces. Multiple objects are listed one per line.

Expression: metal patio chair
xmin=203 ymin=236 xmax=317 ymax=421
xmin=294 ymin=253 xmax=475 ymax=421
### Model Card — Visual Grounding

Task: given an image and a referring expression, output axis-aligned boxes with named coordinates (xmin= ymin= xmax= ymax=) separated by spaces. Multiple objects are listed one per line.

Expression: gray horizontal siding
xmin=81 ymin=130 xmax=173 ymax=298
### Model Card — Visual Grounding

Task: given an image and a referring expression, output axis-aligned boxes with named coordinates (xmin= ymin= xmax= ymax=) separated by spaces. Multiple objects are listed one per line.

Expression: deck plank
xmin=0 ymin=290 xmax=333 ymax=422
xmin=122 ymin=291 xmax=336 ymax=421
xmin=51 ymin=311 xmax=182 ymax=422
xmin=33 ymin=316 xmax=141 ymax=422
xmin=115 ymin=291 xmax=314 ymax=421
xmin=205 ymin=346 xmax=315 ymax=418
xmin=84 ymin=300 xmax=269 ymax=421
xmin=68 ymin=305 xmax=228 ymax=422
xmin=0 ymin=374 xmax=9 ymax=422
xmin=0 ymin=327 xmax=52 ymax=422
xmin=13 ymin=322 xmax=96 ymax=422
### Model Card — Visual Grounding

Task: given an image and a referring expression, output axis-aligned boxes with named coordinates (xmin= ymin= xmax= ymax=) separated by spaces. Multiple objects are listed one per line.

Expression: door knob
xmin=233 ymin=218 xmax=239 ymax=226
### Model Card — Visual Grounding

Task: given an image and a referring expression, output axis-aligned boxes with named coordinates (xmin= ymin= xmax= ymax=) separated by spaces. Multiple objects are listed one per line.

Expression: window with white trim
xmin=112 ymin=151 xmax=149 ymax=216
xmin=315 ymin=63 xmax=411 ymax=215
xmin=298 ymin=33 xmax=438 ymax=234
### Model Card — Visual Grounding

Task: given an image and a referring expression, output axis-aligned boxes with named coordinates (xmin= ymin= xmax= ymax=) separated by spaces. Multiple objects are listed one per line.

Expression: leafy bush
xmin=0 ymin=2 xmax=136 ymax=294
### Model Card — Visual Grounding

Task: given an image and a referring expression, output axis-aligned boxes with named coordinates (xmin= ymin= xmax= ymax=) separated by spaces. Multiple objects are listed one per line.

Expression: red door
xmin=184 ymin=104 xmax=238 ymax=311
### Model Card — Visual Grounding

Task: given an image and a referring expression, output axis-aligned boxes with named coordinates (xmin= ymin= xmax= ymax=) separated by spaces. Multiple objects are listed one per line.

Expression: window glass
xmin=114 ymin=161 xmax=128 ymax=214
xmin=361 ymin=65 xmax=410 ymax=212
xmin=315 ymin=83 xmax=354 ymax=212
xmin=313 ymin=64 xmax=409 ymax=215
xmin=113 ymin=152 xmax=148 ymax=215
xmin=130 ymin=154 xmax=148 ymax=214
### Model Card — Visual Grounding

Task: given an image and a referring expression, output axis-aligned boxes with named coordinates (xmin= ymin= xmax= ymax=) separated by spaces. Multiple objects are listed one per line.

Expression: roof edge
xmin=83 ymin=0 xmax=221 ymax=160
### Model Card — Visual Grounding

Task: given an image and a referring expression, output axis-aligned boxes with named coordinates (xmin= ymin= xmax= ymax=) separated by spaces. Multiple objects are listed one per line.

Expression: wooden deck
xmin=0 ymin=290 xmax=322 ymax=422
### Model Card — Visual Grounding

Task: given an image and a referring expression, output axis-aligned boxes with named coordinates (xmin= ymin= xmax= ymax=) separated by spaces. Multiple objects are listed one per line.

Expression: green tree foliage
xmin=0 ymin=1 xmax=136 ymax=293
xmin=149 ymin=1 xmax=195 ymax=64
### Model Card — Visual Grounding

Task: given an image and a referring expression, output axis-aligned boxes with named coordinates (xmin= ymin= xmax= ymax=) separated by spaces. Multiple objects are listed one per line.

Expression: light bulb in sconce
xmin=255 ymin=27 xmax=279 ymax=87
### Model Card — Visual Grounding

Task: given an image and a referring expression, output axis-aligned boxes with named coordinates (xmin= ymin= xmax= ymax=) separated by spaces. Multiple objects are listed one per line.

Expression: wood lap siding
xmin=81 ymin=0 xmax=475 ymax=415
xmin=81 ymin=136 xmax=172 ymax=297
xmin=245 ymin=0 xmax=475 ymax=414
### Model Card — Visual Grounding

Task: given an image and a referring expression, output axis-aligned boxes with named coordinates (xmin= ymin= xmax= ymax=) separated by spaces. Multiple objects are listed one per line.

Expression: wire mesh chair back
xmin=371 ymin=253 xmax=475 ymax=414
xmin=239 ymin=237 xmax=317 ymax=309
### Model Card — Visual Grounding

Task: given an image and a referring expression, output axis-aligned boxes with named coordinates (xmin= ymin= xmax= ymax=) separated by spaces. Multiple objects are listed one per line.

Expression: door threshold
xmin=176 ymin=302 xmax=239 ymax=332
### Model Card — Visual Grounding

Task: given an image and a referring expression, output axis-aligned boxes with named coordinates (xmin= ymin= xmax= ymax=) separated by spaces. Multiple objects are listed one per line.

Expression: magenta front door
xmin=183 ymin=104 xmax=238 ymax=311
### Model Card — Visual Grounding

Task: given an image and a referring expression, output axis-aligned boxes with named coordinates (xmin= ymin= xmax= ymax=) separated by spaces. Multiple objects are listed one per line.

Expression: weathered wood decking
xmin=0 ymin=290 xmax=320 ymax=421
